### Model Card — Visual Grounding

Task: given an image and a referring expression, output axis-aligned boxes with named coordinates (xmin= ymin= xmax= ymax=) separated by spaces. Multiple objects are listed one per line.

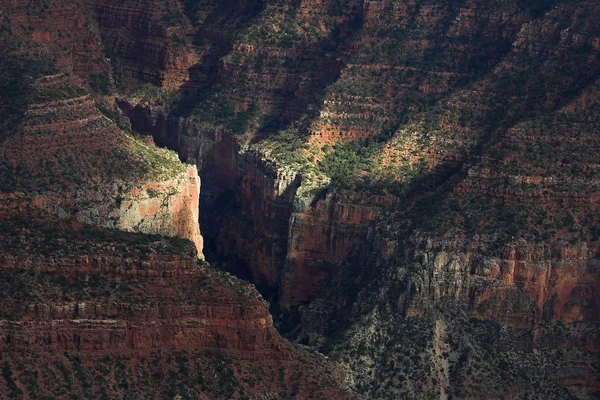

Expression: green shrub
xmin=89 ymin=72 xmax=111 ymax=95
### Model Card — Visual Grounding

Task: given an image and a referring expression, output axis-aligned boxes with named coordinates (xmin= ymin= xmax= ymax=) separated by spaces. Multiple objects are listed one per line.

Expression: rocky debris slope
xmin=0 ymin=214 xmax=353 ymax=399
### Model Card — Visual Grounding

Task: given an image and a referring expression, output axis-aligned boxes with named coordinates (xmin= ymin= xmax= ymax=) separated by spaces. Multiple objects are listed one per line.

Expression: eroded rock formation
xmin=0 ymin=215 xmax=353 ymax=398
xmin=2 ymin=0 xmax=599 ymax=398
xmin=111 ymin=1 xmax=599 ymax=398
xmin=0 ymin=2 xmax=358 ymax=397
xmin=0 ymin=72 xmax=204 ymax=256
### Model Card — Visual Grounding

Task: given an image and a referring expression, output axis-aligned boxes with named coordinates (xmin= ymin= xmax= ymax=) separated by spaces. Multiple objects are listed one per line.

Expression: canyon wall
xmin=116 ymin=0 xmax=600 ymax=320
xmin=0 ymin=215 xmax=353 ymax=398
xmin=96 ymin=0 xmax=600 ymax=398
xmin=0 ymin=72 xmax=204 ymax=256
xmin=87 ymin=0 xmax=199 ymax=87
xmin=0 ymin=2 xmax=361 ymax=397
xmin=0 ymin=252 xmax=278 ymax=354
xmin=116 ymin=98 xmax=386 ymax=304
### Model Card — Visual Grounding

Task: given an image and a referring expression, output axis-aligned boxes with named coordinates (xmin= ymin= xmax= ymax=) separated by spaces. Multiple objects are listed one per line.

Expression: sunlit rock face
xmin=0 ymin=71 xmax=204 ymax=257
xmin=102 ymin=164 xmax=203 ymax=258
xmin=2 ymin=0 xmax=598 ymax=398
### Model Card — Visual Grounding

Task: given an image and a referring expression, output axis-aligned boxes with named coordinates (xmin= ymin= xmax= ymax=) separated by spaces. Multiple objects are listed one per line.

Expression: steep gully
xmin=0 ymin=1 xmax=357 ymax=395
xmin=116 ymin=0 xmax=600 ymax=328
xmin=118 ymin=86 xmax=380 ymax=314
xmin=116 ymin=1 xmax=373 ymax=313
xmin=121 ymin=95 xmax=600 ymax=332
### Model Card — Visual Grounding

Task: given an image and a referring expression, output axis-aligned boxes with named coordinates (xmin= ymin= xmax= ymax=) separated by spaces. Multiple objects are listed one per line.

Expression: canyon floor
xmin=0 ymin=0 xmax=599 ymax=399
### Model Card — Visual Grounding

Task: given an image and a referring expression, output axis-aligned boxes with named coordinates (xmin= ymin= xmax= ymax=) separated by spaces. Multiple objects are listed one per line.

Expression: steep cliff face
xmin=120 ymin=107 xmax=385 ymax=304
xmin=87 ymin=0 xmax=199 ymax=88
xmin=0 ymin=72 xmax=203 ymax=256
xmin=378 ymin=237 xmax=599 ymax=327
xmin=215 ymin=146 xmax=300 ymax=289
xmin=280 ymin=192 xmax=396 ymax=305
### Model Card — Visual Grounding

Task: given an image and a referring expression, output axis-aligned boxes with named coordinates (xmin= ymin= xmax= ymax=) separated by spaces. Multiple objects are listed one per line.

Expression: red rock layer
xmin=0 ymin=254 xmax=282 ymax=354
xmin=87 ymin=0 xmax=199 ymax=87
xmin=0 ymin=72 xmax=204 ymax=256
xmin=1 ymin=0 xmax=108 ymax=81
xmin=281 ymin=192 xmax=397 ymax=305
xmin=0 ymin=216 xmax=354 ymax=399
xmin=387 ymin=235 xmax=600 ymax=328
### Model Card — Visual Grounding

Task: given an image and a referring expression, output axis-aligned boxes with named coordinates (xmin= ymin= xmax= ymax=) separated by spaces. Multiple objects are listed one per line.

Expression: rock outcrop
xmin=0 ymin=215 xmax=353 ymax=399
xmin=0 ymin=72 xmax=204 ymax=256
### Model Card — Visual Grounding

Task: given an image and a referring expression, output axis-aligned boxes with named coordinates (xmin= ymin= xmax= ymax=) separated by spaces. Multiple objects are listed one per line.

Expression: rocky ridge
xmin=0 ymin=214 xmax=352 ymax=399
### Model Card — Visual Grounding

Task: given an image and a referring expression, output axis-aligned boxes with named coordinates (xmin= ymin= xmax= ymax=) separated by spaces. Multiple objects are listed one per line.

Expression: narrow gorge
xmin=107 ymin=1 xmax=600 ymax=398
xmin=0 ymin=0 xmax=598 ymax=398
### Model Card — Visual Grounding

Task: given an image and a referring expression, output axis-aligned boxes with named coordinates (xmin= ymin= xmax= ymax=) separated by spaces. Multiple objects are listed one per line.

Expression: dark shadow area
xmin=183 ymin=0 xmax=265 ymax=27
xmin=199 ymin=187 xmax=282 ymax=305
xmin=200 ymin=189 xmax=235 ymax=264
xmin=0 ymin=55 xmax=58 ymax=145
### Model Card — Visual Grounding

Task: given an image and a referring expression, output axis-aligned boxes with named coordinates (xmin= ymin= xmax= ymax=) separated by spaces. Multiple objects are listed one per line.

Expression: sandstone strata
xmin=0 ymin=72 xmax=204 ymax=256
xmin=0 ymin=215 xmax=353 ymax=399
xmin=10 ymin=0 xmax=598 ymax=398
